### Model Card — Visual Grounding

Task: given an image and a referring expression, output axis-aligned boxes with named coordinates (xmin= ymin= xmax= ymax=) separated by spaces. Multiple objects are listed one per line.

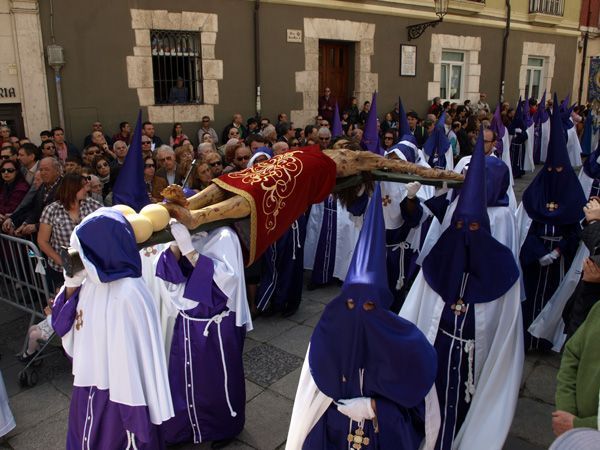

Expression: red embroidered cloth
xmin=213 ymin=145 xmax=336 ymax=265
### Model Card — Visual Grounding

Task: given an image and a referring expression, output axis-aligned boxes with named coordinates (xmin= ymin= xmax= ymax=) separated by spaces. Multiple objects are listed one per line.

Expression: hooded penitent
xmin=422 ymin=111 xmax=451 ymax=169
xmin=112 ymin=110 xmax=150 ymax=212
xmin=308 ymin=183 xmax=437 ymax=408
xmin=360 ymin=92 xmax=380 ymax=154
xmin=522 ymin=94 xmax=586 ymax=227
xmin=422 ymin=128 xmax=519 ymax=306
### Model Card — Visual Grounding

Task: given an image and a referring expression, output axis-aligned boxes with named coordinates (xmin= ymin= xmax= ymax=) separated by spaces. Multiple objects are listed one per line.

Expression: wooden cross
xmin=75 ymin=310 xmax=83 ymax=331
xmin=546 ymin=202 xmax=559 ymax=212
xmin=347 ymin=427 xmax=370 ymax=449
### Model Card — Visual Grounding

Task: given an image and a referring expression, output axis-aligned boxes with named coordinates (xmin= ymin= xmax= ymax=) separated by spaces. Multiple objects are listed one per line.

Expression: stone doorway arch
xmin=291 ymin=18 xmax=377 ymax=128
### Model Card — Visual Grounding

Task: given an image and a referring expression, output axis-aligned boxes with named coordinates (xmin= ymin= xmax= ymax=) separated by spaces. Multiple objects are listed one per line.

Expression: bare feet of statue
xmin=164 ymin=202 xmax=195 ymax=229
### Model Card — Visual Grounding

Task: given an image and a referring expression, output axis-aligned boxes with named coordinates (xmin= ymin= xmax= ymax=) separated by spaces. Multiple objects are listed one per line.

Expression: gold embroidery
xmin=227 ymin=151 xmax=304 ymax=233
xmin=75 ymin=310 xmax=83 ymax=331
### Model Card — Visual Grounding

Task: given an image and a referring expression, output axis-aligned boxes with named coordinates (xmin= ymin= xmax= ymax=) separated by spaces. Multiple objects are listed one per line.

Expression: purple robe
xmin=52 ymin=288 xmax=165 ymax=450
xmin=257 ymin=215 xmax=307 ymax=312
xmin=156 ymin=250 xmax=245 ymax=445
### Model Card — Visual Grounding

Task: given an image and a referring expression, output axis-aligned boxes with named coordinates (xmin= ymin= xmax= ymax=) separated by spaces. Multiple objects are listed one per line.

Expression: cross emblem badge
xmin=347 ymin=427 xmax=370 ymax=449
xmin=546 ymin=202 xmax=559 ymax=212
xmin=451 ymin=299 xmax=467 ymax=316
xmin=382 ymin=195 xmax=392 ymax=207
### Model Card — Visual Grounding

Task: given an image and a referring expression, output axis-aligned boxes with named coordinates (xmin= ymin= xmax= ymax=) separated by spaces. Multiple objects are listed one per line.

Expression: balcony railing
xmin=529 ymin=0 xmax=564 ymax=16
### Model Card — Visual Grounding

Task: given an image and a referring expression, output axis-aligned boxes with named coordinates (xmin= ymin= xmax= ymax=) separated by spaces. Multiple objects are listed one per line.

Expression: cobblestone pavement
xmin=0 ymin=167 xmax=560 ymax=450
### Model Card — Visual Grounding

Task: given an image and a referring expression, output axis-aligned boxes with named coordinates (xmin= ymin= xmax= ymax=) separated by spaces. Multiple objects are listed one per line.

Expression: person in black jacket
xmin=2 ymin=157 xmax=62 ymax=238
xmin=406 ymin=111 xmax=427 ymax=148
xmin=563 ymin=210 xmax=600 ymax=339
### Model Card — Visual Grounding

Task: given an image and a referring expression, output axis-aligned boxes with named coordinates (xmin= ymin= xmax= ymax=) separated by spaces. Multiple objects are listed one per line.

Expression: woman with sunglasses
xmin=0 ymin=160 xmax=29 ymax=223
xmin=223 ymin=143 xmax=251 ymax=174
xmin=143 ymin=156 xmax=167 ymax=203
xmin=92 ymin=155 xmax=113 ymax=201
xmin=38 ymin=173 xmax=102 ymax=290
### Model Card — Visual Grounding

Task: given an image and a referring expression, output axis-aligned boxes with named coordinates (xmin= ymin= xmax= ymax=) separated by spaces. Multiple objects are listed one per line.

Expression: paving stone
xmin=302 ymin=284 xmax=340 ymax=304
xmin=520 ymin=356 xmax=538 ymax=390
xmin=302 ymin=313 xmax=322 ymax=328
xmin=538 ymin=351 xmax=562 ymax=370
xmin=287 ymin=300 xmax=325 ymax=325
xmin=6 ymin=382 xmax=69 ymax=437
xmin=7 ymin=407 xmax=68 ymax=450
xmin=243 ymin=337 xmax=261 ymax=354
xmin=509 ymin=398 xmax=556 ymax=448
xmin=243 ymin=344 xmax=303 ymax=388
xmin=247 ymin=317 xmax=296 ymax=343
xmin=246 ymin=379 xmax=263 ymax=402
xmin=269 ymin=325 xmax=313 ymax=358
xmin=504 ymin=434 xmax=545 ymax=450
xmin=49 ymin=370 xmax=74 ymax=399
xmin=523 ymin=363 xmax=557 ymax=405
xmin=237 ymin=390 xmax=293 ymax=450
xmin=0 ymin=303 xmax=25 ymax=326
xmin=269 ymin=367 xmax=301 ymax=401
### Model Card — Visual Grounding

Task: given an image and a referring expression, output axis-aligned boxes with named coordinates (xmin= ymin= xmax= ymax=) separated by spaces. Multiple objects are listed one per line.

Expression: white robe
xmin=566 ymin=126 xmax=583 ymax=167
xmin=452 ymin=155 xmax=518 ymax=212
xmin=285 ymin=346 xmax=334 ymax=450
xmin=0 ymin=370 xmax=15 ymax=438
xmin=523 ymin=124 xmax=536 ymax=172
xmin=539 ymin=119 xmax=551 ymax=163
xmin=152 ymin=227 xmax=252 ymax=355
xmin=400 ymin=278 xmax=523 ymax=450
xmin=405 ymin=199 xmax=523 ymax=450
xmin=526 ymin=168 xmax=594 ymax=351
xmin=499 ymin=132 xmax=514 ymax=185
xmin=304 ymin=199 xmax=363 ymax=281
xmin=65 ymin=233 xmax=174 ymax=425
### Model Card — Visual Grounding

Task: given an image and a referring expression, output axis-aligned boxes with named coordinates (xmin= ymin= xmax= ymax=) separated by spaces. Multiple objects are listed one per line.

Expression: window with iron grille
xmin=150 ymin=29 xmax=203 ymax=105
xmin=529 ymin=0 xmax=564 ymax=16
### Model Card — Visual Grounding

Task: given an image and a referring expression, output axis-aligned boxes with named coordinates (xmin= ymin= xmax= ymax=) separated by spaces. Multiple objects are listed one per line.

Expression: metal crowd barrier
xmin=0 ymin=233 xmax=59 ymax=387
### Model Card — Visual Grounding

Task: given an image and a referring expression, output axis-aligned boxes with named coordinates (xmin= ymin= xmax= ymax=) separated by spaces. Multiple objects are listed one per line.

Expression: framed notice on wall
xmin=400 ymin=44 xmax=417 ymax=77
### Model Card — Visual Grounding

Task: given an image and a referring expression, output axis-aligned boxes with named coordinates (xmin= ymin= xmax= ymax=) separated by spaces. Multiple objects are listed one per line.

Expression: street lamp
xmin=407 ymin=0 xmax=449 ymax=41
xmin=47 ymin=44 xmax=66 ymax=130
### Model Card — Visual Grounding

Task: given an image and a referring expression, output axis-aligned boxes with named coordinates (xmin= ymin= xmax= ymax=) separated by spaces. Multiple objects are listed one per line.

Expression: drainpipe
xmin=578 ymin=0 xmax=592 ymax=105
xmin=498 ymin=0 xmax=511 ymax=104
xmin=254 ymin=0 xmax=261 ymax=117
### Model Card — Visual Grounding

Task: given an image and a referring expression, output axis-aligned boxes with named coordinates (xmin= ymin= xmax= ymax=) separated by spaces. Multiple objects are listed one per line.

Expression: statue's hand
xmin=163 ymin=202 xmax=195 ymax=230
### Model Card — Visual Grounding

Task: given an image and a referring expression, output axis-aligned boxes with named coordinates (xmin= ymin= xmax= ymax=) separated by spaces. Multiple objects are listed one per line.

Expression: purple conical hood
xmin=112 ymin=110 xmax=151 ymax=212
xmin=422 ymin=111 xmax=450 ymax=168
xmin=360 ymin=92 xmax=380 ymax=154
xmin=452 ymin=128 xmax=489 ymax=231
xmin=534 ymin=91 xmax=549 ymax=124
xmin=490 ymin=104 xmax=506 ymax=138
xmin=331 ymin=102 xmax=343 ymax=138
xmin=398 ymin=97 xmax=411 ymax=139
xmin=422 ymin=128 xmax=519 ymax=304
xmin=343 ymin=183 xmax=391 ymax=303
xmin=522 ymin=94 xmax=586 ymax=226
xmin=309 ymin=182 xmax=438 ymax=406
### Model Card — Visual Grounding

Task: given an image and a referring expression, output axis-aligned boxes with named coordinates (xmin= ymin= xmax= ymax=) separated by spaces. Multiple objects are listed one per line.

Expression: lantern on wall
xmin=407 ymin=0 xmax=449 ymax=41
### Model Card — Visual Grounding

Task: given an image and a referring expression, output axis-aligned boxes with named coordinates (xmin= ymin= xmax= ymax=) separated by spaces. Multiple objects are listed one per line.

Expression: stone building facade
xmin=7 ymin=0 xmax=579 ymax=145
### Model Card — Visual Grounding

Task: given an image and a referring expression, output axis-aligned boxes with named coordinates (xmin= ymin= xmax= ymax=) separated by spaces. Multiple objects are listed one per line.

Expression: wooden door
xmin=0 ymin=103 xmax=24 ymax=138
xmin=319 ymin=41 xmax=351 ymax=111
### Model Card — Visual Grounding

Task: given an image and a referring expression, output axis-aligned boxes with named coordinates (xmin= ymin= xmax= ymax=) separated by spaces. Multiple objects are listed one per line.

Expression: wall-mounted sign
xmin=0 ymin=88 xmax=16 ymax=98
xmin=287 ymin=29 xmax=303 ymax=43
xmin=400 ymin=44 xmax=417 ymax=77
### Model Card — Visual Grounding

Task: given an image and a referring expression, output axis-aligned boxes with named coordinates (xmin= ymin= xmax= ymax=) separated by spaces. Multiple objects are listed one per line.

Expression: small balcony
xmin=529 ymin=0 xmax=565 ymax=26
xmin=448 ymin=0 xmax=485 ymax=16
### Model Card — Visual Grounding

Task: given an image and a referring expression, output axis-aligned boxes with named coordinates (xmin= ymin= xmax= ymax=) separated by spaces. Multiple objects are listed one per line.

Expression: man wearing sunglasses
xmin=156 ymin=146 xmax=181 ymax=185
xmin=197 ymin=115 xmax=219 ymax=146
xmin=3 ymin=157 xmax=62 ymax=237
xmin=0 ymin=145 xmax=16 ymax=162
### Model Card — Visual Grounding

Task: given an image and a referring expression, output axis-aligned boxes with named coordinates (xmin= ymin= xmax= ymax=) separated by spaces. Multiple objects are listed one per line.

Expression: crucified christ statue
xmin=162 ymin=145 xmax=462 ymax=265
